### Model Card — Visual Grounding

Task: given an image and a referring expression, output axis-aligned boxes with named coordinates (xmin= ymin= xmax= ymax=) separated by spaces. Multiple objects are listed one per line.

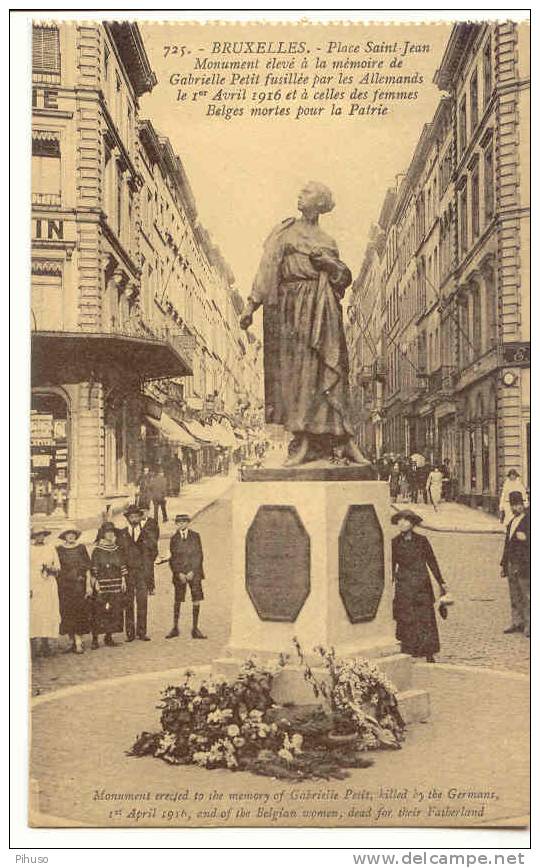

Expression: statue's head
xmin=297 ymin=182 xmax=335 ymax=217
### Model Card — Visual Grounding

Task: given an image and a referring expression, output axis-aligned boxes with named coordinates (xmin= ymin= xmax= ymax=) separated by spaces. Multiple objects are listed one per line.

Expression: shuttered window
xmin=32 ymin=26 xmax=61 ymax=73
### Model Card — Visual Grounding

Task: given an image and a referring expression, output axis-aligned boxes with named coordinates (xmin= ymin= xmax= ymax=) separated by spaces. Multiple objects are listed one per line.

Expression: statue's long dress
xmin=251 ymin=219 xmax=353 ymax=439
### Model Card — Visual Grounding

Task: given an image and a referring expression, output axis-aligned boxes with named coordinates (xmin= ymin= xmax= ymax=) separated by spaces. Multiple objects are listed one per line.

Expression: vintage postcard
xmin=25 ymin=12 xmax=530 ymax=830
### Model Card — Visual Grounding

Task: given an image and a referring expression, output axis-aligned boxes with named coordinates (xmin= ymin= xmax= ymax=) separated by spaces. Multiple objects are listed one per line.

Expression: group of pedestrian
xmin=31 ymin=463 xmax=530 ymax=669
xmin=30 ymin=505 xmax=208 ymax=657
xmin=384 ymin=456 xmax=452 ymax=512
xmin=136 ymin=466 xmax=169 ymax=524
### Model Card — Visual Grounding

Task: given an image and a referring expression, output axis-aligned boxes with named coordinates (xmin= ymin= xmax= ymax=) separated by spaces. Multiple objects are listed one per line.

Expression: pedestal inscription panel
xmin=246 ymin=505 xmax=310 ymax=622
xmin=339 ymin=504 xmax=384 ymax=623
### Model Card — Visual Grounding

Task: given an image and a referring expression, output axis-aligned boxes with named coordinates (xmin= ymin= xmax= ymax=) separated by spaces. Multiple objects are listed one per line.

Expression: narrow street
xmin=31 ymin=490 xmax=529 ymax=699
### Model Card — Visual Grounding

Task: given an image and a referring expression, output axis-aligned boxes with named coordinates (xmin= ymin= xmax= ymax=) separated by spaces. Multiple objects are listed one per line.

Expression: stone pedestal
xmin=214 ymin=465 xmax=430 ymax=724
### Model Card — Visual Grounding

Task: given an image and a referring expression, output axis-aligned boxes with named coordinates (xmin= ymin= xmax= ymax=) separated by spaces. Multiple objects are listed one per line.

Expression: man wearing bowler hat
xmin=166 ymin=514 xmax=206 ymax=639
xmin=500 ymin=490 xmax=530 ymax=637
xmin=120 ymin=504 xmax=159 ymax=641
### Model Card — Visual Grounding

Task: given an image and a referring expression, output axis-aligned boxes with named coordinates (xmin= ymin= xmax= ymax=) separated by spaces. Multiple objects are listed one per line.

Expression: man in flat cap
xmin=120 ymin=504 xmax=159 ymax=642
xmin=166 ymin=514 xmax=206 ymax=639
xmin=500 ymin=490 xmax=530 ymax=637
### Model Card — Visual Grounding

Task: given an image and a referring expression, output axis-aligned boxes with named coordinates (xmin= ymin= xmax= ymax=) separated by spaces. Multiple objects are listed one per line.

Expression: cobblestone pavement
xmin=31 ymin=493 xmax=529 ymax=697
xmin=425 ymin=529 xmax=529 ymax=673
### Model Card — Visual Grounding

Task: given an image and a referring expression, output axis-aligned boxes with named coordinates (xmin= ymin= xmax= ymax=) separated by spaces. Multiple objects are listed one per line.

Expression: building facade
xmin=31 ymin=22 xmax=263 ymax=520
xmin=346 ymin=21 xmax=530 ymax=510
xmin=435 ymin=22 xmax=530 ymax=509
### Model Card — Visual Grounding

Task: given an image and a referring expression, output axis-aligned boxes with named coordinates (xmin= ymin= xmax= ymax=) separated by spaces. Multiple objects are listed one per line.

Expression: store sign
xmin=32 ymin=87 xmax=59 ymax=110
xmin=32 ymin=455 xmax=51 ymax=468
xmin=32 ymin=218 xmax=64 ymax=240
xmin=53 ymin=419 xmax=67 ymax=439
xmin=31 ymin=414 xmax=54 ymax=441
xmin=503 ymin=342 xmax=530 ymax=367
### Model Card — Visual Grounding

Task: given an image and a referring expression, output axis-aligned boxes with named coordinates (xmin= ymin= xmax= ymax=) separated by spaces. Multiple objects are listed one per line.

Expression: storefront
xmin=31 ymin=390 xmax=70 ymax=517
xmin=456 ymin=380 xmax=498 ymax=512
xmin=142 ymin=412 xmax=201 ymax=493
xmin=31 ymin=329 xmax=193 ymax=520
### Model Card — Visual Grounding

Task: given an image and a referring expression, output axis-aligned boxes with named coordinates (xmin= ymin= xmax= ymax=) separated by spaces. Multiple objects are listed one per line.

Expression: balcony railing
xmin=32 ymin=70 xmax=61 ymax=86
xmin=107 ymin=315 xmax=196 ymax=367
xmin=32 ymin=192 xmax=62 ymax=207
xmin=426 ymin=365 xmax=456 ymax=396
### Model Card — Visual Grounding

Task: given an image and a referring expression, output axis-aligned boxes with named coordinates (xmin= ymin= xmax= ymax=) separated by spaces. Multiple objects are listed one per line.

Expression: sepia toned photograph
xmin=21 ymin=11 xmax=530 ymax=833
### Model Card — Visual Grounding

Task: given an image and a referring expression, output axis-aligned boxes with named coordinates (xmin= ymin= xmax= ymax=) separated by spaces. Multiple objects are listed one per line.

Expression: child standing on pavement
xmin=165 ymin=514 xmax=207 ymax=640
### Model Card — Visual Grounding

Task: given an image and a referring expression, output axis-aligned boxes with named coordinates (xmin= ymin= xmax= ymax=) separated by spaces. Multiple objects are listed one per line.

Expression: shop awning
xmin=207 ymin=422 xmax=237 ymax=448
xmin=145 ymin=414 xmax=201 ymax=449
xmin=182 ymin=419 xmax=214 ymax=444
xmin=32 ymin=330 xmax=192 ymax=385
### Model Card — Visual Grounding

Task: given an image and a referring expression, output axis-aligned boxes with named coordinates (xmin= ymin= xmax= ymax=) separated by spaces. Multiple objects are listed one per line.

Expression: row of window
xmin=458 ymin=37 xmax=493 ymax=158
xmin=458 ymin=139 xmax=495 ymax=258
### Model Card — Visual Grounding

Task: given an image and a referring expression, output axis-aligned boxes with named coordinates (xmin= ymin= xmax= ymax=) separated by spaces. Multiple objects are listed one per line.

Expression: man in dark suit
xmin=166 ymin=514 xmax=206 ymax=640
xmin=500 ymin=490 xmax=530 ymax=638
xmin=147 ymin=467 xmax=168 ymax=524
xmin=120 ymin=504 xmax=159 ymax=642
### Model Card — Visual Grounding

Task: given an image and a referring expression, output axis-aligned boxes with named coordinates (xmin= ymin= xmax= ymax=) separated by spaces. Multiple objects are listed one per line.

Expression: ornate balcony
xmin=31 ymin=313 xmax=194 ymax=387
xmin=426 ymin=365 xmax=456 ymax=397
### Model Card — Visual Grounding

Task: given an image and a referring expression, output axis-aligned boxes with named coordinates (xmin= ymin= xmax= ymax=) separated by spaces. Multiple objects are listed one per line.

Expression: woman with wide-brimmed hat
xmin=30 ymin=526 xmax=60 ymax=657
xmin=57 ymin=527 xmax=91 ymax=654
xmin=90 ymin=522 xmax=127 ymax=649
xmin=391 ymin=509 xmax=447 ymax=663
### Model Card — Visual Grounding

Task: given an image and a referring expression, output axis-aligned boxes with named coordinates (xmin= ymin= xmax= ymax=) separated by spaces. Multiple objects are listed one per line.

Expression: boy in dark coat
xmin=166 ymin=514 xmax=207 ymax=639
xmin=501 ymin=491 xmax=530 ymax=637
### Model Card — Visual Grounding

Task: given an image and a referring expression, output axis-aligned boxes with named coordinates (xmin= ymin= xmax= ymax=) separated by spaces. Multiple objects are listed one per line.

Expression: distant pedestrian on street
xmin=136 ymin=466 xmax=152 ymax=510
xmin=389 ymin=462 xmax=401 ymax=502
xmin=399 ymin=468 xmax=410 ymax=503
xmin=500 ymin=491 xmax=530 ymax=638
xmin=391 ymin=509 xmax=447 ymax=663
xmin=30 ymin=527 xmax=60 ymax=658
xmin=409 ymin=462 xmax=419 ymax=503
xmin=119 ymin=504 xmax=159 ymax=642
xmin=417 ymin=463 xmax=430 ymax=504
xmin=426 ymin=465 xmax=444 ymax=512
xmin=499 ymin=469 xmax=529 ymax=526
xmin=56 ymin=527 xmax=91 ymax=654
xmin=441 ymin=459 xmax=452 ymax=501
xmin=90 ymin=522 xmax=127 ymax=649
xmin=165 ymin=514 xmax=207 ymax=640
xmin=148 ymin=467 xmax=169 ymax=524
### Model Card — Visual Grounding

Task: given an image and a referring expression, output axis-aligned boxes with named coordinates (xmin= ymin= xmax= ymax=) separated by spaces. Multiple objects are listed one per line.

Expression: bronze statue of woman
xmin=240 ymin=181 xmax=367 ymax=467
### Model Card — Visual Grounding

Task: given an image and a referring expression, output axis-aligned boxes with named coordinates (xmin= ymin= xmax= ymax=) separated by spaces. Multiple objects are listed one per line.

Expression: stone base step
xmin=396 ymin=688 xmax=430 ymax=724
xmin=213 ymin=653 xmax=428 ymax=722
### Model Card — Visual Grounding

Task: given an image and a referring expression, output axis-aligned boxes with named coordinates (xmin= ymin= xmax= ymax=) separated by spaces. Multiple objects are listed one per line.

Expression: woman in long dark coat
xmin=391 ymin=509 xmax=447 ymax=662
xmin=56 ymin=528 xmax=91 ymax=654
xmin=90 ymin=522 xmax=127 ymax=649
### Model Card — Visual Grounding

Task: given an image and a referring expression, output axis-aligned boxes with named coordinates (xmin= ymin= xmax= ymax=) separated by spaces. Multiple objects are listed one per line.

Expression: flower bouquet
xmin=129 ymin=643 xmax=405 ymax=781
